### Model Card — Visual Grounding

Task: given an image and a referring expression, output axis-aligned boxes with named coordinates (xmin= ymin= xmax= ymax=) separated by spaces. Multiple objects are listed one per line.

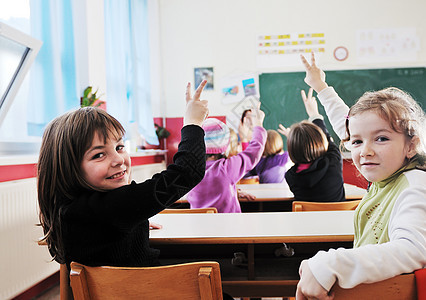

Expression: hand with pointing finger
xmin=300 ymin=52 xmax=329 ymax=93
xmin=184 ymin=80 xmax=209 ymax=127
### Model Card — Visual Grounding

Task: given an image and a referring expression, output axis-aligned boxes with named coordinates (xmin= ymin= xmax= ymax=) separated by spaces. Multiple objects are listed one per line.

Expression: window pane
xmin=0 ymin=35 xmax=28 ymax=109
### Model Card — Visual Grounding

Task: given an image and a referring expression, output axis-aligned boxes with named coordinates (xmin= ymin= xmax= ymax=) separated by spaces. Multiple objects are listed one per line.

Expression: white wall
xmin=157 ymin=0 xmax=426 ymax=118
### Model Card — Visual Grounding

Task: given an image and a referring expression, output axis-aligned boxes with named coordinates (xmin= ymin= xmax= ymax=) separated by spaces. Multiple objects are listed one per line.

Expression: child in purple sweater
xmin=187 ymin=106 xmax=267 ymax=213
xmin=245 ymin=129 xmax=290 ymax=183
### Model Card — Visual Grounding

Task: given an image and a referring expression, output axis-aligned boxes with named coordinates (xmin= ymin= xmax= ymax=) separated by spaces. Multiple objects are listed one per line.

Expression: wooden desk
xmin=150 ymin=211 xmax=354 ymax=297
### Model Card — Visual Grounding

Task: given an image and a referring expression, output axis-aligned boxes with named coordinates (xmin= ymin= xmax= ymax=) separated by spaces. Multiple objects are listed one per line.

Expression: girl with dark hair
xmin=279 ymin=88 xmax=345 ymax=202
xmin=37 ymin=81 xmax=209 ymax=269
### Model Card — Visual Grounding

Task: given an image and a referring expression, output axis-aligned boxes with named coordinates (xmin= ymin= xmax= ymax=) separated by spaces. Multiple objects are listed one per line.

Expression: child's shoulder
xmin=403 ymin=168 xmax=426 ymax=186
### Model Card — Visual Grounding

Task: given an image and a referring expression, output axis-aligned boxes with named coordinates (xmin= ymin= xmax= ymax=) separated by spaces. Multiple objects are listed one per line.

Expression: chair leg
xmin=60 ymin=264 xmax=73 ymax=300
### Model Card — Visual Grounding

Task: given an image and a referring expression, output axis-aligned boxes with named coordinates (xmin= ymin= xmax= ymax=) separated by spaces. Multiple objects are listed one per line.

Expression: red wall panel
xmin=164 ymin=116 xmax=226 ymax=165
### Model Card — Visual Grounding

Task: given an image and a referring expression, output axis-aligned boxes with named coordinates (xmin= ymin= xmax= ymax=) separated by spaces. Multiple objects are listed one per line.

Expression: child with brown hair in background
xmin=279 ymin=88 xmax=345 ymax=202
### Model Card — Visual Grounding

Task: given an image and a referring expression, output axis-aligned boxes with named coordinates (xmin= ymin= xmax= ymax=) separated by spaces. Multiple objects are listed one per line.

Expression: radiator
xmin=0 ymin=178 xmax=59 ymax=300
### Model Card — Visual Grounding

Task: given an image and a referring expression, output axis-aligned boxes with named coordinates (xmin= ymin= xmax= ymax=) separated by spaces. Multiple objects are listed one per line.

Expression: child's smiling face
xmin=348 ymin=111 xmax=416 ymax=182
xmin=81 ymin=132 xmax=131 ymax=190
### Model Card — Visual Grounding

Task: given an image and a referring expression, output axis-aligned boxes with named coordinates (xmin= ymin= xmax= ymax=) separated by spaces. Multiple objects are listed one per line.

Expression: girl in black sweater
xmin=38 ymin=81 xmax=209 ymax=269
xmin=279 ymin=88 xmax=345 ymax=202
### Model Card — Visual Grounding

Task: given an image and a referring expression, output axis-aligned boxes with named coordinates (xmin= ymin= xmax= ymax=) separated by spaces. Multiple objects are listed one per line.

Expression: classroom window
xmin=104 ymin=0 xmax=159 ymax=146
xmin=0 ymin=0 xmax=79 ymax=154
xmin=0 ymin=0 xmax=35 ymax=144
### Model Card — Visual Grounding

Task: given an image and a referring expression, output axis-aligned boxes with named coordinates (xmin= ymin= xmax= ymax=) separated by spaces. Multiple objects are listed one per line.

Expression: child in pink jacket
xmin=187 ymin=107 xmax=267 ymax=213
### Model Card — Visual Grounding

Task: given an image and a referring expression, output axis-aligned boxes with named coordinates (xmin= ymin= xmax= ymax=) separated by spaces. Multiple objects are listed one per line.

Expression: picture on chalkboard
xmin=194 ymin=67 xmax=214 ymax=90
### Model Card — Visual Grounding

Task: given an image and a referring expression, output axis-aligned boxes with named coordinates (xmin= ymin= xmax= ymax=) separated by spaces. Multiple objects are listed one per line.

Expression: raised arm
xmin=301 ymin=88 xmax=321 ymax=119
xmin=278 ymin=88 xmax=321 ymax=137
xmin=300 ymin=53 xmax=349 ymax=140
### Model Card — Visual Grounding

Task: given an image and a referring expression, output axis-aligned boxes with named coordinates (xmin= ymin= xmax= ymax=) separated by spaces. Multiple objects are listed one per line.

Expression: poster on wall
xmin=356 ymin=28 xmax=419 ymax=64
xmin=226 ymin=95 xmax=260 ymax=133
xmin=194 ymin=67 xmax=214 ymax=90
xmin=219 ymin=73 xmax=259 ymax=104
xmin=256 ymin=32 xmax=326 ymax=68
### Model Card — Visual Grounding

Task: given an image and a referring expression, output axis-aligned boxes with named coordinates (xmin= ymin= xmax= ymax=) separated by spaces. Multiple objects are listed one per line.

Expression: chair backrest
xmin=70 ymin=261 xmax=223 ymax=300
xmin=331 ymin=273 xmax=417 ymax=299
xmin=292 ymin=200 xmax=361 ymax=212
xmin=160 ymin=207 xmax=218 ymax=214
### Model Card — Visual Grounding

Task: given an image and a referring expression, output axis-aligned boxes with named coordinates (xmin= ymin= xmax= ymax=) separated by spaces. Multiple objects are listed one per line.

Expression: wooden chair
xmin=292 ymin=199 xmax=361 ymax=212
xmin=69 ymin=261 xmax=223 ymax=300
xmin=237 ymin=177 xmax=259 ymax=184
xmin=37 ymin=207 xmax=217 ymax=299
xmin=160 ymin=207 xmax=218 ymax=214
xmin=330 ymin=273 xmax=417 ymax=299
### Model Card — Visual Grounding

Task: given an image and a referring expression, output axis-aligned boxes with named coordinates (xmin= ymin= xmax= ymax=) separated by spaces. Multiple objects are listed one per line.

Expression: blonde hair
xmin=342 ymin=87 xmax=426 ymax=166
xmin=226 ymin=128 xmax=239 ymax=157
xmin=263 ymin=130 xmax=283 ymax=157
xmin=287 ymin=121 xmax=328 ymax=164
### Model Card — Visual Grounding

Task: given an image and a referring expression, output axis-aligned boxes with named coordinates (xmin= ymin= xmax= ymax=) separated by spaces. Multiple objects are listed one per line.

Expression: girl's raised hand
xmin=277 ymin=124 xmax=290 ymax=137
xmin=300 ymin=52 xmax=328 ymax=93
xmin=301 ymin=88 xmax=320 ymax=118
xmin=184 ymin=80 xmax=209 ymax=126
xmin=238 ymin=117 xmax=253 ymax=143
xmin=248 ymin=102 xmax=265 ymax=128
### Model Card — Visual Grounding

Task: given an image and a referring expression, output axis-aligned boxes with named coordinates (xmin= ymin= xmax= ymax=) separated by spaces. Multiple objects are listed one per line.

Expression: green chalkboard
xmin=259 ymin=67 xmax=426 ymax=149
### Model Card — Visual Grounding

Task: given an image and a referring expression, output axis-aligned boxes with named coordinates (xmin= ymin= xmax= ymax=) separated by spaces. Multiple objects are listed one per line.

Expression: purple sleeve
xmin=276 ymin=151 xmax=289 ymax=166
xmin=222 ymin=126 xmax=267 ymax=184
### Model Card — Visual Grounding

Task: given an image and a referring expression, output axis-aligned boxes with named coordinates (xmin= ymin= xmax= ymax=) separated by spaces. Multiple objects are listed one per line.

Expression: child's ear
xmin=406 ymin=136 xmax=419 ymax=159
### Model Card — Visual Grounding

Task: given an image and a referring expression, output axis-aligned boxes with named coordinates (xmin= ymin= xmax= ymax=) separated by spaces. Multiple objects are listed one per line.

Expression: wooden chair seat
xmin=70 ymin=261 xmax=223 ymax=300
xmin=292 ymin=199 xmax=361 ymax=212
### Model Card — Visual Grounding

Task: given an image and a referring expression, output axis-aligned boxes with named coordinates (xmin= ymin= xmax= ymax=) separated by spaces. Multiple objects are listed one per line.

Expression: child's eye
xmin=351 ymin=139 xmax=362 ymax=146
xmin=92 ymin=153 xmax=104 ymax=159
xmin=376 ymin=136 xmax=389 ymax=142
xmin=116 ymin=145 xmax=125 ymax=152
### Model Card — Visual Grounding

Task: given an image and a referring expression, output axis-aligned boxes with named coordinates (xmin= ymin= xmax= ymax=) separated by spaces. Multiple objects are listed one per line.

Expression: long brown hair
xmin=287 ymin=121 xmax=328 ymax=164
xmin=342 ymin=87 xmax=426 ymax=167
xmin=37 ymin=107 xmax=125 ymax=263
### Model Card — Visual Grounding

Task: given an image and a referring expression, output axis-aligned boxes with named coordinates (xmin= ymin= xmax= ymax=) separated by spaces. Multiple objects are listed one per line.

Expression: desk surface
xmin=236 ymin=183 xmax=366 ymax=201
xmin=178 ymin=183 xmax=366 ymax=203
xmin=150 ymin=211 xmax=354 ymax=244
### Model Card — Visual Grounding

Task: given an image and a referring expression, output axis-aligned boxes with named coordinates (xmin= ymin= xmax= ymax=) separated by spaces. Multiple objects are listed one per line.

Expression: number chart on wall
xmin=256 ymin=32 xmax=326 ymax=68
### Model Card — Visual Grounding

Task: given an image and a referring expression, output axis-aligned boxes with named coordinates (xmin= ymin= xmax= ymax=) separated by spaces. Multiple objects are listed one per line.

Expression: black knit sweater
xmin=285 ymin=118 xmax=345 ymax=202
xmin=60 ymin=125 xmax=205 ymax=268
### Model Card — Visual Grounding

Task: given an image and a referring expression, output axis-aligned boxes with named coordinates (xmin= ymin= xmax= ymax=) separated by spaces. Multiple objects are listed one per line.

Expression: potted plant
xmin=80 ymin=86 xmax=105 ymax=108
